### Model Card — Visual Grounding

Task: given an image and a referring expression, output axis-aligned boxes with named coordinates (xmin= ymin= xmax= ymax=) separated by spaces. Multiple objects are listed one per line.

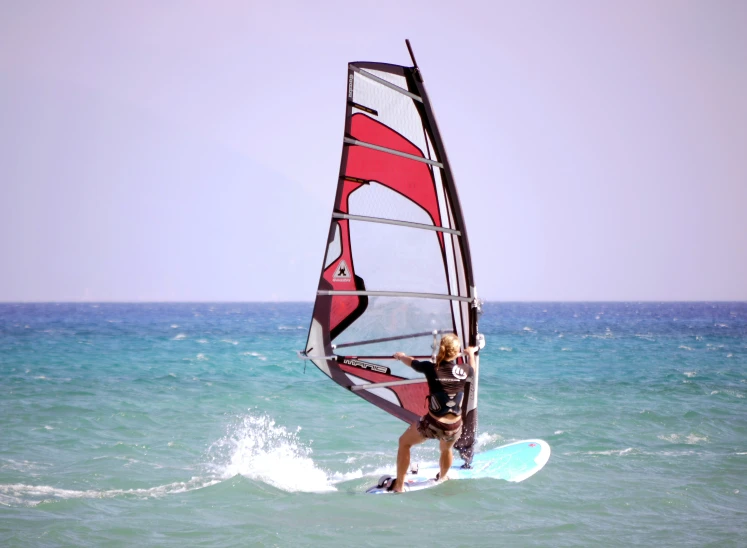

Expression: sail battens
xmin=343 ymin=355 xmax=432 ymax=360
xmin=343 ymin=138 xmax=444 ymax=167
xmin=332 ymin=213 xmax=460 ymax=235
xmin=334 ymin=330 xmax=449 ymax=349
xmin=317 ymin=290 xmax=473 ymax=302
xmin=350 ymin=65 xmax=423 ymax=102
xmin=350 ymin=379 xmax=427 ymax=391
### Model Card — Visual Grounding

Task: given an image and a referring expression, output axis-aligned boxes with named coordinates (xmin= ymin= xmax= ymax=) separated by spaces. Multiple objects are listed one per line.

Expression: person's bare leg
xmin=391 ymin=424 xmax=426 ymax=492
xmin=438 ymin=438 xmax=457 ymax=481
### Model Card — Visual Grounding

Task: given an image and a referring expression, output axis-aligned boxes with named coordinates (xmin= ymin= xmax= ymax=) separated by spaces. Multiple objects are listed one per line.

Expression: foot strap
xmin=377 ymin=475 xmax=393 ymax=489
xmin=386 ymin=481 xmax=409 ymax=493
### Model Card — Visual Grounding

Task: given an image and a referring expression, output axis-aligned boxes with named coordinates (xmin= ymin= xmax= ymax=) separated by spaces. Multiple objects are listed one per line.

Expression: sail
xmin=302 ymin=43 xmax=481 ymax=457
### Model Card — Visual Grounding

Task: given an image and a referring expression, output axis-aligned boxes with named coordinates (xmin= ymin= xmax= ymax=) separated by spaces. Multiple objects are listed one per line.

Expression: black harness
xmin=428 ymin=390 xmax=465 ymax=417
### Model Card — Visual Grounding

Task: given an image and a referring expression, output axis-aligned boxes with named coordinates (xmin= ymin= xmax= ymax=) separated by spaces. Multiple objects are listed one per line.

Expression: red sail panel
xmin=320 ymin=217 xmax=358 ymax=335
xmin=338 ymin=363 xmax=429 ymax=418
xmin=344 ymin=114 xmax=442 ymax=231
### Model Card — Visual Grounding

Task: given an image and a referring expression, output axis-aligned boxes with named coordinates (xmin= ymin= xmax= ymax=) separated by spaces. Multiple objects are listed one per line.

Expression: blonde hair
xmin=435 ymin=333 xmax=461 ymax=364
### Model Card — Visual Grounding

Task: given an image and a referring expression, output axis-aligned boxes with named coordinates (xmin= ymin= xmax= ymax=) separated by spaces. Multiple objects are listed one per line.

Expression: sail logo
xmin=348 ymin=74 xmax=354 ymax=98
xmin=343 ymin=358 xmax=390 ymax=375
xmin=452 ymin=365 xmax=468 ymax=380
xmin=333 ymin=260 xmax=352 ymax=282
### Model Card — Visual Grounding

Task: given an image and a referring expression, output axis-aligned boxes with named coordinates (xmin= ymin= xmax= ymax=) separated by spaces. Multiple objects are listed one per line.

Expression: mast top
xmin=405 ymin=39 xmax=423 ymax=82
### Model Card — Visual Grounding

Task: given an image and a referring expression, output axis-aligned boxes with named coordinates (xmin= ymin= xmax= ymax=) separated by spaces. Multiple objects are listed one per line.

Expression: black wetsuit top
xmin=411 ymin=359 xmax=474 ymax=417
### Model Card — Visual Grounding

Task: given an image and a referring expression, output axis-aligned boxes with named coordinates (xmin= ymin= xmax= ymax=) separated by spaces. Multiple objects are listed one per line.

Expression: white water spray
xmin=207 ymin=413 xmax=335 ymax=493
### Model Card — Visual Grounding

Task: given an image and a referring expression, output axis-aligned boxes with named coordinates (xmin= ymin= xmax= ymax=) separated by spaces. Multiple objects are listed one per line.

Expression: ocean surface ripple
xmin=1 ymin=302 xmax=745 ymax=546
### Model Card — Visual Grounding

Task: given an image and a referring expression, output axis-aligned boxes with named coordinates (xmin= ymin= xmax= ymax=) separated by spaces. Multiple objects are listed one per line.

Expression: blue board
xmin=366 ymin=439 xmax=551 ymax=494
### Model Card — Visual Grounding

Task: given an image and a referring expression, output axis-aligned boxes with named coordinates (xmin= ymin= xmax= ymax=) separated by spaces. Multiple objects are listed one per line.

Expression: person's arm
xmin=464 ymin=346 xmax=479 ymax=374
xmin=393 ymin=352 xmax=415 ymax=367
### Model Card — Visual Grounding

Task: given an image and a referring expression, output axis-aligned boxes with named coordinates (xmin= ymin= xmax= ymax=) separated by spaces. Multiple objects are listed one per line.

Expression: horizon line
xmin=1 ymin=300 xmax=746 ymax=305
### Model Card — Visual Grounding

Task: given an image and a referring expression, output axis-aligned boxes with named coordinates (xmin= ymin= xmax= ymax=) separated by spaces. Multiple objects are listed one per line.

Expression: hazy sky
xmin=1 ymin=0 xmax=745 ymax=301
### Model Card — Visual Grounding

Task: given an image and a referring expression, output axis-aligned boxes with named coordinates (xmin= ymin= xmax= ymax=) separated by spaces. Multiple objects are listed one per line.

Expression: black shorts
xmin=416 ymin=414 xmax=463 ymax=443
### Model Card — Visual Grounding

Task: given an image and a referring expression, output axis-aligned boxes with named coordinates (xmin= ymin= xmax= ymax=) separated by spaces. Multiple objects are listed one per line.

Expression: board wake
xmin=366 ymin=439 xmax=551 ymax=494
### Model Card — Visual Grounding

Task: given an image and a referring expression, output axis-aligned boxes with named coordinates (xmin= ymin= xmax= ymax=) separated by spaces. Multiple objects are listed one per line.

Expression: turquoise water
xmin=1 ymin=302 xmax=745 ymax=546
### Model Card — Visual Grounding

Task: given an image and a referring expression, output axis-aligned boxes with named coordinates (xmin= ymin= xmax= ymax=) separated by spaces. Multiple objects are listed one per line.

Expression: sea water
xmin=0 ymin=302 xmax=744 ymax=546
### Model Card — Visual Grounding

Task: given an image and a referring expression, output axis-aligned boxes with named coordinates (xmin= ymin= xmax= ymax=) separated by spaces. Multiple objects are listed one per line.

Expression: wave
xmin=658 ymin=433 xmax=708 ymax=444
xmin=2 ymin=413 xmax=356 ymax=506
xmin=241 ymin=351 xmax=267 ymax=361
xmin=0 ymin=477 xmax=219 ymax=507
xmin=581 ymin=329 xmax=615 ymax=339
xmin=584 ymin=448 xmax=634 ymax=456
xmin=0 ymin=459 xmax=52 ymax=473
xmin=712 ymin=389 xmax=744 ymax=399
xmin=564 ymin=448 xmax=635 ymax=456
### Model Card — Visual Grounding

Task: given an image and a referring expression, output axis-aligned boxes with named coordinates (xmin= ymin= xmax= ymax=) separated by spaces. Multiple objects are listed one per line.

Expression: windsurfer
xmin=388 ymin=334 xmax=477 ymax=492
